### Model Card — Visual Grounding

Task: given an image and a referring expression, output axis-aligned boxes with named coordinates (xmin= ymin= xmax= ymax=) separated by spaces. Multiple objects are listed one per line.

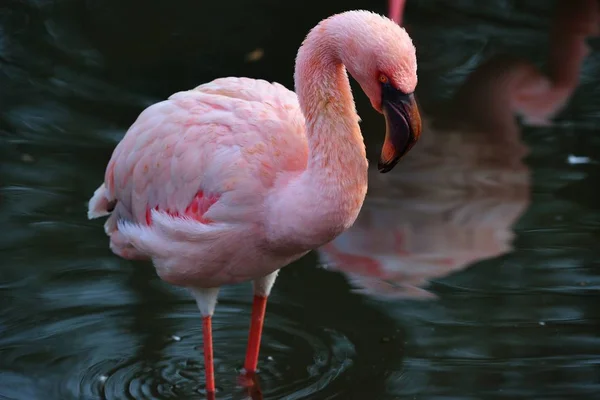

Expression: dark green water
xmin=2 ymin=1 xmax=600 ymax=399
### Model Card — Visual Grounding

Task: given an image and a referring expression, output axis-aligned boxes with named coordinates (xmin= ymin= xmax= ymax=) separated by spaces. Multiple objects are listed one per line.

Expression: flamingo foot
xmin=206 ymin=390 xmax=216 ymax=400
xmin=237 ymin=370 xmax=264 ymax=399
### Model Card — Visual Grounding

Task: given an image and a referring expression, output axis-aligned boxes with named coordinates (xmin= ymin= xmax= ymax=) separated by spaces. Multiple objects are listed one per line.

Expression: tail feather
xmin=88 ymin=183 xmax=146 ymax=260
xmin=87 ymin=183 xmax=114 ymax=219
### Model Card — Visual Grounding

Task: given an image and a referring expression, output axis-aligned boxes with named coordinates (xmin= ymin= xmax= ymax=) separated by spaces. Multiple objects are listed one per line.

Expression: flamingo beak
xmin=378 ymin=83 xmax=422 ymax=173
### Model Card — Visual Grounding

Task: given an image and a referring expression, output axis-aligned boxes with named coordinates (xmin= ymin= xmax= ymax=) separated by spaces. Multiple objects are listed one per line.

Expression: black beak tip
xmin=379 ymin=83 xmax=419 ymax=174
xmin=378 ymin=159 xmax=398 ymax=173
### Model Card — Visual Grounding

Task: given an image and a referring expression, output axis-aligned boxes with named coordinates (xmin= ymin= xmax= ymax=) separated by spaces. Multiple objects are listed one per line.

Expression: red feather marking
xmin=145 ymin=191 xmax=219 ymax=226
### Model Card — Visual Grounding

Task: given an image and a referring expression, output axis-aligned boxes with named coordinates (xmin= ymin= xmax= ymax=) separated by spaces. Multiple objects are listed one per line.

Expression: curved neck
xmin=265 ymin=25 xmax=368 ymax=251
xmin=294 ymin=25 xmax=367 ymax=182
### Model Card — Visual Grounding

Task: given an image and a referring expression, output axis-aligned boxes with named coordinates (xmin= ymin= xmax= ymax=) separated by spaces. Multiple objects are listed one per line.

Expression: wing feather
xmin=92 ymin=76 xmax=307 ymax=230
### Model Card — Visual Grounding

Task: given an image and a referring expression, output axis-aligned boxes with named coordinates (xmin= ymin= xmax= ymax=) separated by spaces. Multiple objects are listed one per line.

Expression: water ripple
xmin=0 ymin=301 xmax=355 ymax=400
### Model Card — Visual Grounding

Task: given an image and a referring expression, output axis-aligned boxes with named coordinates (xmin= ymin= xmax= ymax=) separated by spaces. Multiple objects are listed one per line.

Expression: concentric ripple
xmin=0 ymin=299 xmax=356 ymax=400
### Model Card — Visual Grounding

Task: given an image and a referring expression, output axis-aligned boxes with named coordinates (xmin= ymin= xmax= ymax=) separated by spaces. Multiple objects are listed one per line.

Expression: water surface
xmin=2 ymin=1 xmax=600 ymax=398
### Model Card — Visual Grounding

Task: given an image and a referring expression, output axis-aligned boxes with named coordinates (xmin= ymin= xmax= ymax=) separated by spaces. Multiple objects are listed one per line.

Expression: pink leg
xmin=244 ymin=295 xmax=268 ymax=372
xmin=189 ymin=287 xmax=220 ymax=395
xmin=202 ymin=316 xmax=216 ymax=393
xmin=388 ymin=0 xmax=407 ymax=25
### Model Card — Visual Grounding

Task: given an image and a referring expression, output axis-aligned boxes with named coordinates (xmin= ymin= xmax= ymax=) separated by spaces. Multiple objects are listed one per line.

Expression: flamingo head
xmin=331 ymin=11 xmax=422 ymax=172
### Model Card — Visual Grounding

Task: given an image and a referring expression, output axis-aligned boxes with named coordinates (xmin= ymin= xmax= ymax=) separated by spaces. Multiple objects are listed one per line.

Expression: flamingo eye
xmin=378 ymin=74 xmax=389 ymax=84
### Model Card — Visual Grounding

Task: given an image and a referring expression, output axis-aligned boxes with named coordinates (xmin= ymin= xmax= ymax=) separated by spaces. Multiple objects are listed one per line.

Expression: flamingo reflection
xmin=319 ymin=0 xmax=598 ymax=299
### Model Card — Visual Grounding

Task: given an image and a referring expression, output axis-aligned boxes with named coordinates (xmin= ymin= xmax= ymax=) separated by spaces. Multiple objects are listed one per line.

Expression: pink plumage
xmin=88 ymin=10 xmax=421 ymax=395
xmin=89 ymin=78 xmax=309 ymax=287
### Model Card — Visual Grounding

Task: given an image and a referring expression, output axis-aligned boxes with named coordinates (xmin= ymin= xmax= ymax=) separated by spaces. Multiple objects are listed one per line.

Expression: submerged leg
xmin=189 ymin=287 xmax=220 ymax=394
xmin=244 ymin=270 xmax=279 ymax=373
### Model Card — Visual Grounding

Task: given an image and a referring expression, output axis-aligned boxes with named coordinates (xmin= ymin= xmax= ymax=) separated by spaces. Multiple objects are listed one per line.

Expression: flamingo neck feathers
xmin=294 ymin=20 xmax=367 ymax=180
xmin=266 ymin=17 xmax=369 ymax=251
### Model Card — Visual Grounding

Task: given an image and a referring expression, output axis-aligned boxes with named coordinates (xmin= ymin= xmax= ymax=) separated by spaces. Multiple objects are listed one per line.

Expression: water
xmin=2 ymin=0 xmax=600 ymax=399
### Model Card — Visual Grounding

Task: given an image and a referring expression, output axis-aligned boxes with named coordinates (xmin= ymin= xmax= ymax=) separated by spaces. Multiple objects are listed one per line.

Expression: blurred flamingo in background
xmin=388 ymin=0 xmax=406 ymax=25
xmin=320 ymin=0 xmax=598 ymax=299
xmin=87 ymin=10 xmax=421 ymax=396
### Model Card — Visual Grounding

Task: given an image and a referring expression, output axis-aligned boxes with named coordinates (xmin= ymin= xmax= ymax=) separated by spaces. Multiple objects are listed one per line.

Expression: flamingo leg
xmin=388 ymin=0 xmax=406 ymax=25
xmin=202 ymin=316 xmax=216 ymax=393
xmin=244 ymin=271 xmax=279 ymax=373
xmin=244 ymin=294 xmax=268 ymax=372
xmin=189 ymin=287 xmax=220 ymax=394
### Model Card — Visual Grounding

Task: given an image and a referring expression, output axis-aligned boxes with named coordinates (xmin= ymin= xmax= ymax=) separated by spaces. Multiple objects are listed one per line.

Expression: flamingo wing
xmin=88 ymin=77 xmax=307 ymax=263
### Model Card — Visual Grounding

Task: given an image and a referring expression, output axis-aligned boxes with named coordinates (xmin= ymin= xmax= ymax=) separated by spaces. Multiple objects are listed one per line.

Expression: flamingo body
xmin=88 ymin=10 xmax=421 ymax=394
xmin=89 ymin=78 xmax=309 ymax=288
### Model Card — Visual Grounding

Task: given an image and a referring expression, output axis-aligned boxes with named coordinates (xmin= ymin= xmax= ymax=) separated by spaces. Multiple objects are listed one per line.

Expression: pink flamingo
xmin=87 ymin=10 xmax=421 ymax=395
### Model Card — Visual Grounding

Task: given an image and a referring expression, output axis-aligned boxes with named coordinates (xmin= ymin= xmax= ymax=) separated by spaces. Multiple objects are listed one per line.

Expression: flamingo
xmin=87 ymin=10 xmax=421 ymax=395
